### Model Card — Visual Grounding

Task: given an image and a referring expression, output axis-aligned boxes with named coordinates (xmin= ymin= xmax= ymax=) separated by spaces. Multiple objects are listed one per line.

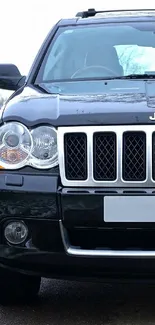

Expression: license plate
xmin=104 ymin=196 xmax=155 ymax=222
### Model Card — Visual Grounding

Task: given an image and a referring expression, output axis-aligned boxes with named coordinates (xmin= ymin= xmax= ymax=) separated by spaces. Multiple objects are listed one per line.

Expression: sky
xmin=0 ymin=0 xmax=155 ymax=97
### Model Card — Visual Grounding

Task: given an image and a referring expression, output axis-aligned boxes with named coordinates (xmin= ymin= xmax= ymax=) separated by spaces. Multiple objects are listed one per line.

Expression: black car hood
xmin=2 ymin=80 xmax=155 ymax=127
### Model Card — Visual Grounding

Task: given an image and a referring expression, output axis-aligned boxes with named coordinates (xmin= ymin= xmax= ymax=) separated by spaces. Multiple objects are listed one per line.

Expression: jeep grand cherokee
xmin=0 ymin=8 xmax=155 ymax=304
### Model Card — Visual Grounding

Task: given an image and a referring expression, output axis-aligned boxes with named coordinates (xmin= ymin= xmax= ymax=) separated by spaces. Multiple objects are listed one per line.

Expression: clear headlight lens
xmin=0 ymin=123 xmax=58 ymax=169
xmin=0 ymin=122 xmax=32 ymax=169
xmin=30 ymin=126 xmax=58 ymax=168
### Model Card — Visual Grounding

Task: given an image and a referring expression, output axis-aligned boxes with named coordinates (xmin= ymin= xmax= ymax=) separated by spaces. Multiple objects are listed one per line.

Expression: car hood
xmin=2 ymin=80 xmax=155 ymax=127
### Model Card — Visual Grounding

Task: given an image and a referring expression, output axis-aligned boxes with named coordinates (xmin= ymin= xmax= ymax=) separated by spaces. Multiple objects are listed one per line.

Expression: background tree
xmin=0 ymin=94 xmax=5 ymax=107
xmin=117 ymin=45 xmax=148 ymax=75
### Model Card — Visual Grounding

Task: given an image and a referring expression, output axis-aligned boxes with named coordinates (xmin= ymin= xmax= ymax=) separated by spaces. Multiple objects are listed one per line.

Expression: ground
xmin=1 ymin=278 xmax=155 ymax=324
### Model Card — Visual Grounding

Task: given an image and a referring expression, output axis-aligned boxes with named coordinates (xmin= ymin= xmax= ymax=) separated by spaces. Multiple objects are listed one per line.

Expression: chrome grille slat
xmin=146 ymin=129 xmax=152 ymax=182
xmin=57 ymin=126 xmax=155 ymax=188
xmin=152 ymin=132 xmax=155 ymax=180
xmin=116 ymin=128 xmax=122 ymax=183
xmin=87 ymin=129 xmax=93 ymax=180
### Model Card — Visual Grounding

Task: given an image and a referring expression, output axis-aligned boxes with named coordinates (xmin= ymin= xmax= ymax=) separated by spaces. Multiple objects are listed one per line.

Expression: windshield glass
xmin=35 ymin=22 xmax=155 ymax=94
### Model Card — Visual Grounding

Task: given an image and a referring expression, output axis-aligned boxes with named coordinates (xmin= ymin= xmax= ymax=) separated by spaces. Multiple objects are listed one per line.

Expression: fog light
xmin=4 ymin=221 xmax=28 ymax=245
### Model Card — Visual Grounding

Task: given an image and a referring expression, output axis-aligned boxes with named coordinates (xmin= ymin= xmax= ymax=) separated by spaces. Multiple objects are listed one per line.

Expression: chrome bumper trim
xmin=59 ymin=220 xmax=155 ymax=258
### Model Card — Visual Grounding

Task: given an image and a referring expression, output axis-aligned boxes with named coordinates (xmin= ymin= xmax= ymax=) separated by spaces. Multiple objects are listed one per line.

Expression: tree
xmin=0 ymin=93 xmax=8 ymax=107
xmin=117 ymin=45 xmax=148 ymax=75
xmin=0 ymin=95 xmax=5 ymax=107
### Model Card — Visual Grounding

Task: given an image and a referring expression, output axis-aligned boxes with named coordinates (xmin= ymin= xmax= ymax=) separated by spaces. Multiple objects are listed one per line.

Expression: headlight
xmin=0 ymin=122 xmax=32 ymax=169
xmin=30 ymin=126 xmax=58 ymax=169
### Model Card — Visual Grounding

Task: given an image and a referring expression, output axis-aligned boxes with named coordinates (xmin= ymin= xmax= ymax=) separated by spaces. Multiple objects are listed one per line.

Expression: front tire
xmin=0 ymin=269 xmax=41 ymax=305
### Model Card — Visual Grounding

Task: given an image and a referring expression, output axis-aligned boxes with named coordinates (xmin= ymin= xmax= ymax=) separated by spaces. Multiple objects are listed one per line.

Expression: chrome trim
xmin=57 ymin=125 xmax=155 ymax=187
xmin=61 ymin=188 xmax=155 ymax=194
xmin=59 ymin=220 xmax=155 ymax=258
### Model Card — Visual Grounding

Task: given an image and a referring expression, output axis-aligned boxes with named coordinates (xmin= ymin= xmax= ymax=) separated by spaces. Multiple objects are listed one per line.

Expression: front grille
xmin=93 ymin=132 xmax=116 ymax=180
xmin=123 ymin=132 xmax=146 ymax=181
xmin=58 ymin=126 xmax=155 ymax=187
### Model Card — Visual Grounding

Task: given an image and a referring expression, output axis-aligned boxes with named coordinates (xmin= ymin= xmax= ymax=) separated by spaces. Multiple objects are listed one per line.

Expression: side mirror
xmin=0 ymin=64 xmax=26 ymax=91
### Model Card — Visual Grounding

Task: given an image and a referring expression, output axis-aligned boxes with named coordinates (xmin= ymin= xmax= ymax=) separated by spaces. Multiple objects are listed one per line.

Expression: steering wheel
xmin=71 ymin=65 xmax=118 ymax=79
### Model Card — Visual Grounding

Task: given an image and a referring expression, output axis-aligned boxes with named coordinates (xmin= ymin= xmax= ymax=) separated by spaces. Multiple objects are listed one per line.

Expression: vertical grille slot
xmin=64 ymin=133 xmax=87 ymax=180
xmin=93 ymin=132 xmax=117 ymax=181
xmin=123 ymin=131 xmax=146 ymax=181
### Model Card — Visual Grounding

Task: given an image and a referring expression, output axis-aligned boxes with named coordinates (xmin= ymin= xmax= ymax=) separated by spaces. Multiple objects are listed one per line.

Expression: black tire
xmin=0 ymin=268 xmax=41 ymax=305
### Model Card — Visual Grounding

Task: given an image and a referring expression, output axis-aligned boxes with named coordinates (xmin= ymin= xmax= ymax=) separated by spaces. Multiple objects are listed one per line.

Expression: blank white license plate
xmin=104 ymin=196 xmax=155 ymax=222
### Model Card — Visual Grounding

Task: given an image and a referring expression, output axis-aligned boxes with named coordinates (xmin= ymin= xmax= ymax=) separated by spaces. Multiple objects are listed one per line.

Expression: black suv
xmin=0 ymin=8 xmax=155 ymax=304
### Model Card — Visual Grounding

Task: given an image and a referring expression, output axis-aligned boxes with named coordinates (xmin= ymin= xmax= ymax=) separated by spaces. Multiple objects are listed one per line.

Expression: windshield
xmin=35 ymin=22 xmax=155 ymax=94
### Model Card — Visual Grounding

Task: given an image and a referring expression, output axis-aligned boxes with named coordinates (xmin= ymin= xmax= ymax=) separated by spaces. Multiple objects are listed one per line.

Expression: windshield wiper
xmin=90 ymin=73 xmax=155 ymax=80
xmin=116 ymin=73 xmax=155 ymax=79
xmin=35 ymin=74 xmax=155 ymax=87
xmin=35 ymin=83 xmax=62 ymax=94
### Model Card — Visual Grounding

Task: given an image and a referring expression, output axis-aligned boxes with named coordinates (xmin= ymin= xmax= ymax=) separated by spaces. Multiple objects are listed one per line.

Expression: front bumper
xmin=0 ymin=171 xmax=155 ymax=281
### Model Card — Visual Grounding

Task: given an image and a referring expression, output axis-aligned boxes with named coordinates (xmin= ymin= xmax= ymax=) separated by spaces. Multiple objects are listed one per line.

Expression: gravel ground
xmin=1 ymin=278 xmax=155 ymax=325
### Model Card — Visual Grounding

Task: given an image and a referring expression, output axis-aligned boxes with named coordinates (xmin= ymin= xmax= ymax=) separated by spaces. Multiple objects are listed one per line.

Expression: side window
xmin=115 ymin=45 xmax=155 ymax=75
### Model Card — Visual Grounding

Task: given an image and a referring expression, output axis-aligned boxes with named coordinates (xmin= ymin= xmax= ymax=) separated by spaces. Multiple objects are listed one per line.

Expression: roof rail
xmin=76 ymin=8 xmax=98 ymax=18
xmin=76 ymin=8 xmax=155 ymax=18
